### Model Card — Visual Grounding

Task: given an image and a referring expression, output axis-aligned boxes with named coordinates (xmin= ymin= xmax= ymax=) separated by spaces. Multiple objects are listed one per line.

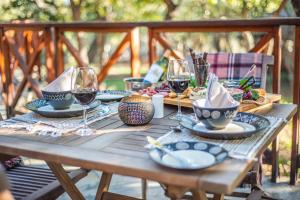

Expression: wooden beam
xmin=151 ymin=27 xmax=273 ymax=33
xmin=290 ymin=26 xmax=300 ymax=185
xmin=60 ymin=33 xmax=88 ymax=68
xmin=6 ymin=36 xmax=42 ymax=97
xmin=54 ymin=28 xmax=64 ymax=76
xmin=0 ymin=28 xmax=13 ymax=117
xmin=95 ymin=172 xmax=112 ymax=200
xmin=97 ymin=32 xmax=131 ymax=83
xmin=45 ymin=27 xmax=55 ymax=82
xmin=154 ymin=33 xmax=182 ymax=59
xmin=47 ymin=162 xmax=85 ymax=200
xmin=148 ymin=28 xmax=157 ymax=65
xmin=249 ymin=32 xmax=273 ymax=53
xmin=271 ymin=137 xmax=279 ymax=183
xmin=130 ymin=28 xmax=141 ymax=77
xmin=12 ymin=36 xmax=45 ymax=109
xmin=272 ymin=26 xmax=281 ymax=94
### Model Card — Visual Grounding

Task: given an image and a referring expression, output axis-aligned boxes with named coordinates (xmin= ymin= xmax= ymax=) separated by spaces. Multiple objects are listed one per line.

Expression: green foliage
xmin=0 ymin=0 xmax=282 ymax=22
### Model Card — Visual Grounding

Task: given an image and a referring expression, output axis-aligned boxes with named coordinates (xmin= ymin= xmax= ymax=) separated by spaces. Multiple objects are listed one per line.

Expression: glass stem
xmin=177 ymin=93 xmax=181 ymax=117
xmin=83 ymin=106 xmax=88 ymax=129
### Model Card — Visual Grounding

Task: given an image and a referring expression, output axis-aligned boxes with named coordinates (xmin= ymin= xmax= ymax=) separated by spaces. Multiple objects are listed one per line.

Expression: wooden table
xmin=0 ymin=104 xmax=297 ymax=200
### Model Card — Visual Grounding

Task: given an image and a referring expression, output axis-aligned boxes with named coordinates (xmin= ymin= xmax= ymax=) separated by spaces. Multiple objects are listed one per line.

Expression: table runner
xmin=155 ymin=116 xmax=283 ymax=158
xmin=0 ymin=103 xmax=119 ymax=137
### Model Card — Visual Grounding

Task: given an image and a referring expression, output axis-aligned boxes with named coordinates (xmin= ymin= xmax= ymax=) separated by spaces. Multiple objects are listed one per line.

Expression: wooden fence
xmin=0 ymin=18 xmax=299 ymax=185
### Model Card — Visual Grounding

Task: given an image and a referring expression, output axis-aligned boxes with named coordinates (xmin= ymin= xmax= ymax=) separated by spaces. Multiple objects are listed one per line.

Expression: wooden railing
xmin=0 ymin=18 xmax=299 ymax=185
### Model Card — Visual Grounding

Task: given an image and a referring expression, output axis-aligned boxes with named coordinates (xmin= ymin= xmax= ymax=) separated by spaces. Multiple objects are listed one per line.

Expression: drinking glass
xmin=167 ymin=59 xmax=191 ymax=120
xmin=71 ymin=67 xmax=98 ymax=136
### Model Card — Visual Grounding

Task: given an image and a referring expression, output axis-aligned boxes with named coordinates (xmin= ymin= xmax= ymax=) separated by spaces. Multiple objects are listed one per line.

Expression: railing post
xmin=0 ymin=28 xmax=13 ymax=118
xmin=272 ymin=26 xmax=282 ymax=94
xmin=54 ymin=28 xmax=64 ymax=76
xmin=290 ymin=25 xmax=300 ymax=185
xmin=148 ymin=28 xmax=157 ymax=65
xmin=130 ymin=28 xmax=141 ymax=78
xmin=45 ymin=27 xmax=55 ymax=82
xmin=270 ymin=26 xmax=282 ymax=183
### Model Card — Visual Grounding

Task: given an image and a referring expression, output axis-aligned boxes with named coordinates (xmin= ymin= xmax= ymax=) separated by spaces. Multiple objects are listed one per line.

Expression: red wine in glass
xmin=72 ymin=89 xmax=97 ymax=105
xmin=167 ymin=59 xmax=190 ymax=120
xmin=168 ymin=79 xmax=189 ymax=94
xmin=71 ymin=67 xmax=98 ymax=136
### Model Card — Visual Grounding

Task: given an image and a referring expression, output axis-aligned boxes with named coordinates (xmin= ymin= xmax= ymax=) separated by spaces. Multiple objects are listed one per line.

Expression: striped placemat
xmin=156 ymin=116 xmax=283 ymax=158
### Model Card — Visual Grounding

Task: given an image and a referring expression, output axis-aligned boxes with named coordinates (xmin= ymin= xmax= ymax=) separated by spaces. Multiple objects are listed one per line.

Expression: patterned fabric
xmin=2 ymin=156 xmax=22 ymax=170
xmin=205 ymin=53 xmax=272 ymax=88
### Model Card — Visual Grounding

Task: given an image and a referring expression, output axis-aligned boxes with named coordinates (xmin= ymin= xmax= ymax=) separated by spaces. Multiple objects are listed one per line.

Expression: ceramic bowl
xmin=41 ymin=90 xmax=75 ymax=110
xmin=227 ymin=88 xmax=244 ymax=102
xmin=192 ymin=99 xmax=240 ymax=130
xmin=118 ymin=95 xmax=154 ymax=125
xmin=123 ymin=77 xmax=152 ymax=91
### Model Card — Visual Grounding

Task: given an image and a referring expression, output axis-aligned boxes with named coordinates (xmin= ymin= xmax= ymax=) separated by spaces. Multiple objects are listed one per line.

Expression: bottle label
xmin=144 ymin=63 xmax=164 ymax=83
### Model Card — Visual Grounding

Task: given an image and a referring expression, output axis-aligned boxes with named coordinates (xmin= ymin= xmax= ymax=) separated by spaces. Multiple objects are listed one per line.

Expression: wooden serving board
xmin=164 ymin=93 xmax=281 ymax=114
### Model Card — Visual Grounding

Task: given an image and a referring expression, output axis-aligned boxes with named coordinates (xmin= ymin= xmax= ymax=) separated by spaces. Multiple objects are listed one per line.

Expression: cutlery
xmin=170 ymin=125 xmax=182 ymax=132
xmin=242 ymin=64 xmax=256 ymax=79
xmin=147 ymin=136 xmax=192 ymax=167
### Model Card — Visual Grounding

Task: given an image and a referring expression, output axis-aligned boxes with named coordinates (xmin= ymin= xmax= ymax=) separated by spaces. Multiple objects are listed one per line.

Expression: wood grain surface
xmin=0 ymin=104 xmax=296 ymax=194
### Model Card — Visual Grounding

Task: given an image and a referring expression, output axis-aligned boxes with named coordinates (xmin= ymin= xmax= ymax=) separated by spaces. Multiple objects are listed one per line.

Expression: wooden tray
xmin=164 ymin=93 xmax=281 ymax=114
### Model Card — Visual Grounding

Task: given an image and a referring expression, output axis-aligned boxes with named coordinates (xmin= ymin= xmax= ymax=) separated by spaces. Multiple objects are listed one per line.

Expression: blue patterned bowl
xmin=118 ymin=95 xmax=154 ymax=125
xmin=192 ymin=99 xmax=240 ymax=130
xmin=42 ymin=90 xmax=75 ymax=110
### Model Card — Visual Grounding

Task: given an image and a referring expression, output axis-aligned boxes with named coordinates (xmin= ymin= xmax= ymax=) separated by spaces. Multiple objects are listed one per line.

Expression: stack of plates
xmin=180 ymin=112 xmax=270 ymax=140
xmin=25 ymin=99 xmax=102 ymax=118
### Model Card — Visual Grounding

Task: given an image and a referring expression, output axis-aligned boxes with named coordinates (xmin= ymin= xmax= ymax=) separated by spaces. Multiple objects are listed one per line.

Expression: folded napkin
xmin=43 ymin=67 xmax=75 ymax=92
xmin=204 ymin=73 xmax=237 ymax=108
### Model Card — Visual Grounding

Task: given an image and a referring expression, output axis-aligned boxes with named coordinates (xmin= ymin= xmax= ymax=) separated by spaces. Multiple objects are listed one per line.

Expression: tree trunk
xmin=163 ymin=0 xmax=180 ymax=20
xmin=70 ymin=0 xmax=83 ymax=56
xmin=291 ymin=0 xmax=300 ymax=16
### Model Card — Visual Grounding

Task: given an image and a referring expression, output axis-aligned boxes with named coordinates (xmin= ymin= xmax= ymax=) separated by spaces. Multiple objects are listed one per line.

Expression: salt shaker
xmin=152 ymin=94 xmax=164 ymax=118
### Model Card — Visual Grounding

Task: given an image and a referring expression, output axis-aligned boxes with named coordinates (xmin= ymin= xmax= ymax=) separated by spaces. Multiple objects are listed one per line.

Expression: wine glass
xmin=167 ymin=59 xmax=191 ymax=120
xmin=71 ymin=67 xmax=98 ymax=136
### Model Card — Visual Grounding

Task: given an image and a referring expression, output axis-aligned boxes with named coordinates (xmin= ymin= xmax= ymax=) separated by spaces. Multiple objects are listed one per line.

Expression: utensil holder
xmin=194 ymin=63 xmax=210 ymax=87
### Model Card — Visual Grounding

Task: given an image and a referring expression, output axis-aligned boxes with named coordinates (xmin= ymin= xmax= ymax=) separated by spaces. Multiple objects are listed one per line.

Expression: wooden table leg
xmin=164 ymin=185 xmax=189 ymax=200
xmin=163 ymin=184 xmax=208 ymax=200
xmin=271 ymin=137 xmax=279 ymax=183
xmin=191 ymin=190 xmax=208 ymax=200
xmin=95 ymin=172 xmax=112 ymax=200
xmin=47 ymin=162 xmax=85 ymax=200
xmin=212 ymin=193 xmax=224 ymax=200
xmin=141 ymin=179 xmax=147 ymax=200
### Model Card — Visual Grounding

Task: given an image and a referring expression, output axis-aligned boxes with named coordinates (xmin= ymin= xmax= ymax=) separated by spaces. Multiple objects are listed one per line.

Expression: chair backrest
xmin=187 ymin=52 xmax=274 ymax=89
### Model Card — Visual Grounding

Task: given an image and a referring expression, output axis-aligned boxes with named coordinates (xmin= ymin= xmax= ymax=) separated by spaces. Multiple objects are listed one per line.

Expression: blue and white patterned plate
xmin=149 ymin=141 xmax=228 ymax=170
xmin=96 ymin=90 xmax=132 ymax=102
xmin=25 ymin=99 xmax=101 ymax=118
xmin=180 ymin=112 xmax=270 ymax=140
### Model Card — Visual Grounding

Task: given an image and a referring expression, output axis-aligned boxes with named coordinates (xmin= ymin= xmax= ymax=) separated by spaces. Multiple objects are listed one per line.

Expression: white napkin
xmin=204 ymin=74 xmax=237 ymax=108
xmin=43 ymin=67 xmax=75 ymax=92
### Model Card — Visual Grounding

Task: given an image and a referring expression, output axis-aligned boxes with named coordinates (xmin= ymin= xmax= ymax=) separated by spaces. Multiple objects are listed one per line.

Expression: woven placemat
xmin=156 ymin=116 xmax=283 ymax=158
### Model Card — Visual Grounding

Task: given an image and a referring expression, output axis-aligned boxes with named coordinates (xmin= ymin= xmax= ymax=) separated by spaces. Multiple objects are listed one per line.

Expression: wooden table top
xmin=0 ymin=103 xmax=297 ymax=194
